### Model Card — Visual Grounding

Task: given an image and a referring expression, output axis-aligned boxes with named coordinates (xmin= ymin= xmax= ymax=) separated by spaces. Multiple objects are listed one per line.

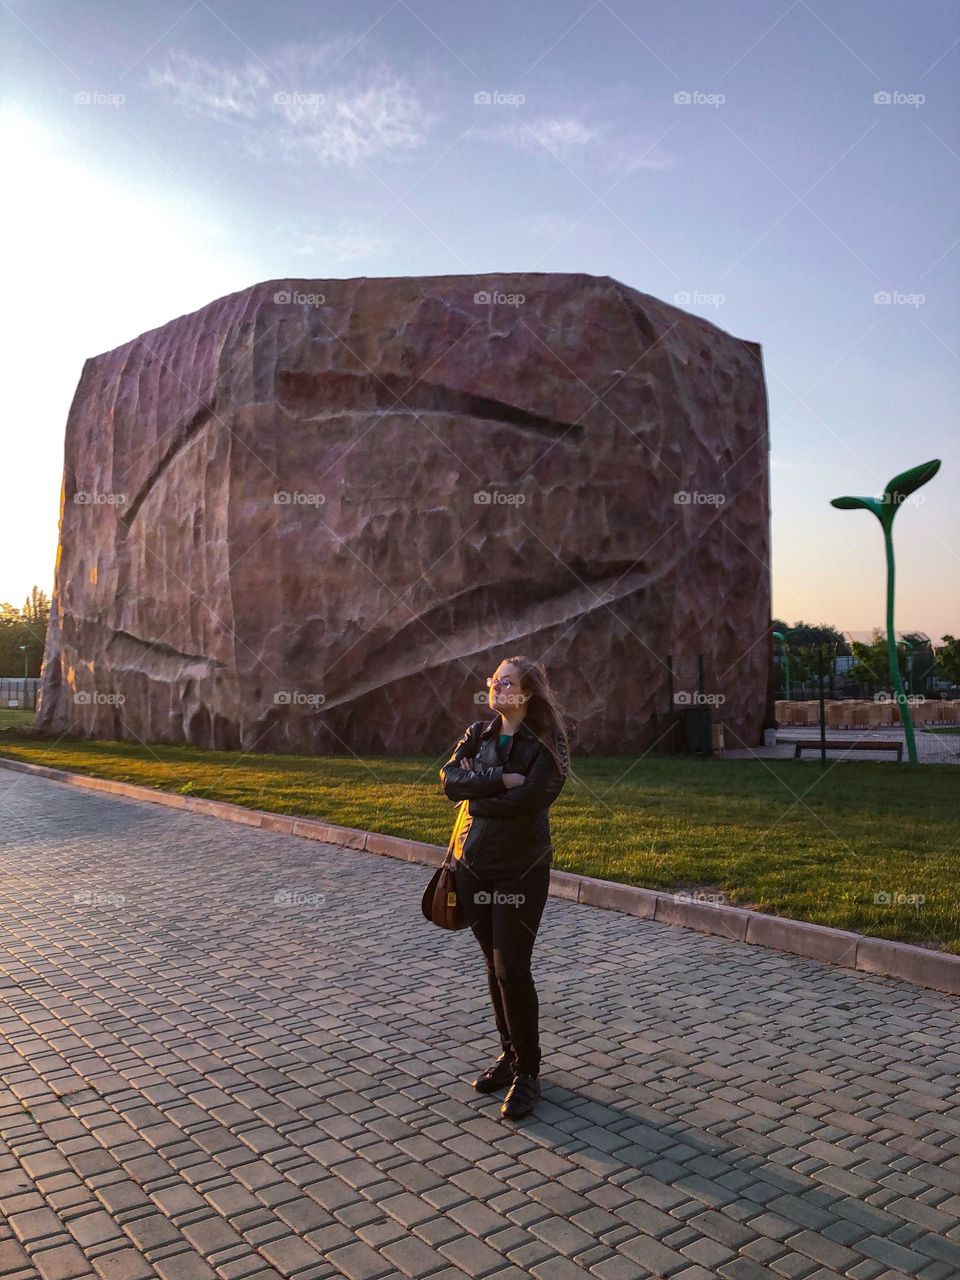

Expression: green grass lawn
xmin=0 ymin=708 xmax=35 ymax=730
xmin=1 ymin=723 xmax=957 ymax=953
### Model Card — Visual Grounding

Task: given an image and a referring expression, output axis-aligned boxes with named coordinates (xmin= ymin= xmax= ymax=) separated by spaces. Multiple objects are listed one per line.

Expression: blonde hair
xmin=501 ymin=655 xmax=580 ymax=784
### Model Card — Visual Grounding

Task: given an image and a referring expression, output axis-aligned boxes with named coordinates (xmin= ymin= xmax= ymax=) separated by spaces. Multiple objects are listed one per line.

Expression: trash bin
xmin=682 ymin=706 xmax=713 ymax=756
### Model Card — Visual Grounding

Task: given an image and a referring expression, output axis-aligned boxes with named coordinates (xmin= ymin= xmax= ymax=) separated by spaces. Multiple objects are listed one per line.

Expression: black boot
xmin=472 ymin=1051 xmax=517 ymax=1093
xmin=501 ymin=1072 xmax=541 ymax=1119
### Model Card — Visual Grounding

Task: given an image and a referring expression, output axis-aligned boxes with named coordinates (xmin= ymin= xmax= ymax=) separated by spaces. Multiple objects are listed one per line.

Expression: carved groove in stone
xmin=121 ymin=401 xmax=217 ymax=527
xmin=276 ymin=370 xmax=587 ymax=440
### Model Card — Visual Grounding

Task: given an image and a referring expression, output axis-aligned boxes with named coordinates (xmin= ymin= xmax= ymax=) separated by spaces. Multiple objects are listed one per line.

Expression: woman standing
xmin=439 ymin=655 xmax=573 ymax=1120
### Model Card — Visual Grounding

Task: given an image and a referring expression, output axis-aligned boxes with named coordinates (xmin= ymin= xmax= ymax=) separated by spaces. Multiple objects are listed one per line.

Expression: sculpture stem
xmin=884 ymin=521 xmax=918 ymax=765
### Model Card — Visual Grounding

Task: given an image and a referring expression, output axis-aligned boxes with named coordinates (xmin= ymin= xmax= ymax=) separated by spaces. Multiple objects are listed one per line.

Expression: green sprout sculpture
xmin=830 ymin=459 xmax=941 ymax=765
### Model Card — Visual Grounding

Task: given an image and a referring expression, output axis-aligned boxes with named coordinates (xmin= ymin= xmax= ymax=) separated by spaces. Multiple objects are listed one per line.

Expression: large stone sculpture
xmin=37 ymin=273 xmax=770 ymax=754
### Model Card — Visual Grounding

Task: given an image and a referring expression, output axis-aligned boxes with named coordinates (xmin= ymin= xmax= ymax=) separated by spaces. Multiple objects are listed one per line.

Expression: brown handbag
xmin=422 ymin=801 xmax=471 ymax=930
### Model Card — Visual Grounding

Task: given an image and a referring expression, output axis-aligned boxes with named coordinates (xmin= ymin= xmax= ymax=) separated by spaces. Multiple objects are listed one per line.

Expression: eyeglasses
xmin=486 ymin=676 xmax=514 ymax=690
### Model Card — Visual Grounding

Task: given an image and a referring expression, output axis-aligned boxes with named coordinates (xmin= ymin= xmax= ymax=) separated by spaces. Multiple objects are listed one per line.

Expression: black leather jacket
xmin=439 ymin=716 xmax=567 ymax=875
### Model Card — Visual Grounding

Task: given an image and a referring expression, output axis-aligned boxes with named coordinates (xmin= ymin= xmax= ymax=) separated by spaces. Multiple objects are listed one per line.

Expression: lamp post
xmin=772 ymin=630 xmax=791 ymax=698
xmin=830 ymin=459 xmax=941 ymax=766
xmin=18 ymin=644 xmax=30 ymax=711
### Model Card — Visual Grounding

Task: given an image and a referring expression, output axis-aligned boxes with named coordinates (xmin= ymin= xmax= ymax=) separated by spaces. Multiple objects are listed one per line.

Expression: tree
xmin=0 ymin=587 xmax=51 ymax=677
xmin=936 ymin=636 xmax=960 ymax=687
xmin=848 ymin=629 xmax=908 ymax=690
xmin=782 ymin=621 xmax=848 ymax=655
xmin=22 ymin=586 xmax=50 ymax=627
xmin=770 ymin=620 xmax=849 ymax=695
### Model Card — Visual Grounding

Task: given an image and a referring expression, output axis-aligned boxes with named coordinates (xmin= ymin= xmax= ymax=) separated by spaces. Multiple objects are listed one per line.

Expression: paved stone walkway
xmin=1 ymin=770 xmax=958 ymax=1280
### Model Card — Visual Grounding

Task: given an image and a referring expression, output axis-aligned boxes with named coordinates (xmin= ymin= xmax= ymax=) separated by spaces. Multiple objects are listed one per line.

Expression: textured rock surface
xmin=37 ymin=273 xmax=770 ymax=754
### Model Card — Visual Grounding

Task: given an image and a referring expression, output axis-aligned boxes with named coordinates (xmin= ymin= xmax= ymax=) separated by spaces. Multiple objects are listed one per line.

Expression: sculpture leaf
xmin=882 ymin=459 xmax=941 ymax=508
xmin=830 ymin=495 xmax=883 ymax=516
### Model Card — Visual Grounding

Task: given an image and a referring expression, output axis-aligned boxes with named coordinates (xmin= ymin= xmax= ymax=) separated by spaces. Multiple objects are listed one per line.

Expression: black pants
xmin=454 ymin=855 xmax=551 ymax=1076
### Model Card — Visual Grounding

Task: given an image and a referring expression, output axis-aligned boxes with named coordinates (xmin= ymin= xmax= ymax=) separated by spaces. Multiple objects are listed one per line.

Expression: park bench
xmin=790 ymin=738 xmax=903 ymax=762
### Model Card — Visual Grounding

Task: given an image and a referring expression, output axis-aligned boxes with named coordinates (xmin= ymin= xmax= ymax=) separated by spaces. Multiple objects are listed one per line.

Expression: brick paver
xmin=0 ymin=769 xmax=958 ymax=1280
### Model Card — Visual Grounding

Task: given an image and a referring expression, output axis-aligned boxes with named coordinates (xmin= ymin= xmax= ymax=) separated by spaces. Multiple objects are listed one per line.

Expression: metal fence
xmin=0 ymin=677 xmax=41 ymax=709
xmin=774 ymin=698 xmax=960 ymax=765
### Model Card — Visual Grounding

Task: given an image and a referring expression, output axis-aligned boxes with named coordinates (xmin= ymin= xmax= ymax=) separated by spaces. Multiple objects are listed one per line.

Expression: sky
xmin=2 ymin=0 xmax=958 ymax=644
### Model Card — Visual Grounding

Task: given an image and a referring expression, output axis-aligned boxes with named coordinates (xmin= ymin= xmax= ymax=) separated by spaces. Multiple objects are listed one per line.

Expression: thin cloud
xmin=145 ymin=42 xmax=437 ymax=166
xmin=521 ymin=212 xmax=576 ymax=240
xmin=145 ymin=53 xmax=266 ymax=123
xmin=281 ymin=221 xmax=393 ymax=263
xmin=523 ymin=116 xmax=599 ymax=152
xmin=475 ymin=112 xmax=676 ymax=177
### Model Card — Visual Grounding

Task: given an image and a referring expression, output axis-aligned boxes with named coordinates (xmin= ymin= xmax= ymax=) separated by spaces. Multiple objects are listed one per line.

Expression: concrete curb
xmin=1 ymin=754 xmax=957 ymax=997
